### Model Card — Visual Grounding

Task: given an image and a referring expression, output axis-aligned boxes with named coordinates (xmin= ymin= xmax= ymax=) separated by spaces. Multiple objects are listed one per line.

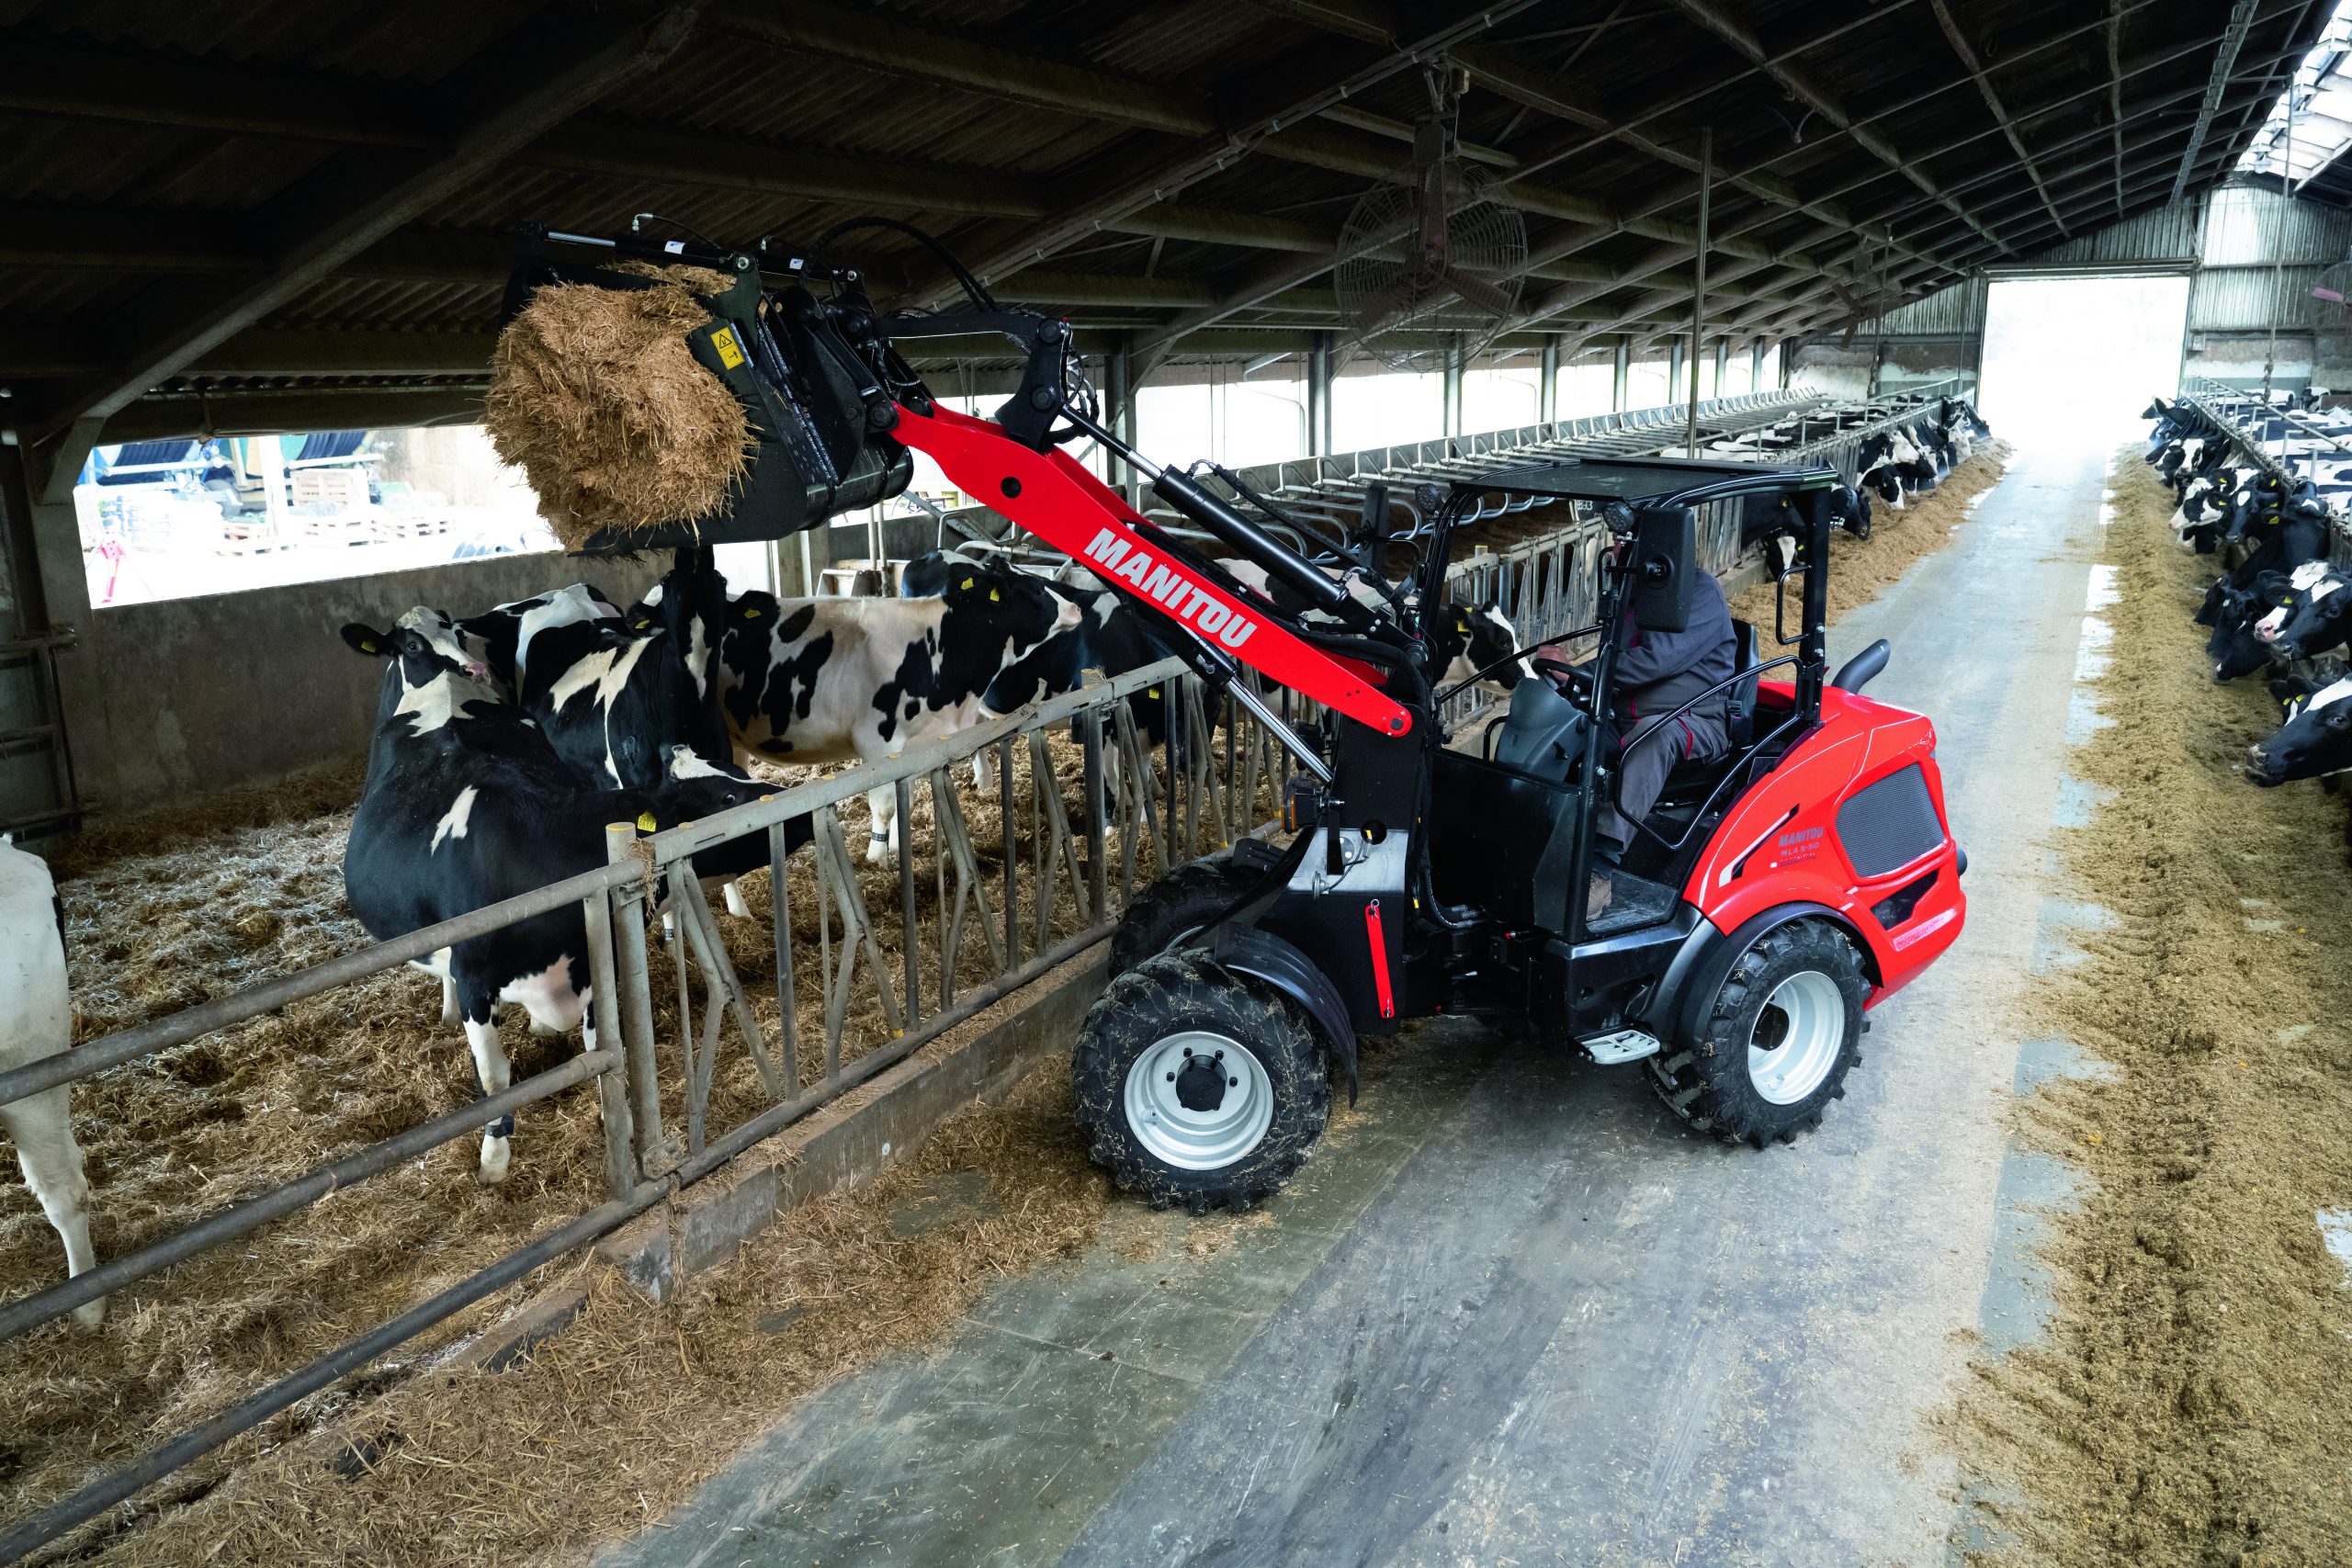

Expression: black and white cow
xmin=2 ymin=836 xmax=103 ymax=1326
xmin=2257 ymin=561 xmax=2352 ymax=660
xmin=455 ymin=586 xmax=621 ymax=699
xmin=341 ymin=614 xmax=784 ymax=1182
xmin=718 ymin=571 xmax=1081 ymax=861
xmin=2248 ymin=672 xmax=2352 ymax=784
xmin=518 ymin=558 xmax=732 ymax=795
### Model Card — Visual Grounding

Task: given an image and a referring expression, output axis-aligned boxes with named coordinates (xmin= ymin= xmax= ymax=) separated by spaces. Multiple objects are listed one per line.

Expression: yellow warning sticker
xmin=710 ymin=326 xmax=746 ymax=369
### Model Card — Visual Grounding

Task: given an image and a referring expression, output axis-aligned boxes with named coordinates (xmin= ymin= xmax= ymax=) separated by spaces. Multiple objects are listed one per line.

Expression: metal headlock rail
xmin=2171 ymin=377 xmax=2352 ymax=565
xmin=0 ymin=376 xmax=1976 ymax=1562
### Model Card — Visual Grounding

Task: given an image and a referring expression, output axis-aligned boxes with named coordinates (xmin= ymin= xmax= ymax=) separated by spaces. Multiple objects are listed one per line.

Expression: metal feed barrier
xmin=2172 ymin=377 xmax=2352 ymax=568
xmin=0 ymin=656 xmax=1289 ymax=1562
xmin=0 ymin=377 xmax=1978 ymax=1561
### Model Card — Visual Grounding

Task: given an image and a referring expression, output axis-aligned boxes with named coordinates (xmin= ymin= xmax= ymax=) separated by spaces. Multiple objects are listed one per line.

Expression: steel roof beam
xmin=2173 ymin=0 xmax=2266 ymax=204
xmin=23 ymin=4 xmax=697 ymax=443
xmin=1660 ymin=0 xmax=2012 ymax=256
xmin=0 ymin=39 xmax=436 ymax=147
xmin=1924 ymin=0 xmax=2069 ymax=235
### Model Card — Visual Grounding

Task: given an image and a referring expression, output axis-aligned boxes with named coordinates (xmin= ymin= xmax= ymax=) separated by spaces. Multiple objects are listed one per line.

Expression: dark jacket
xmin=1611 ymin=570 xmax=1734 ymax=727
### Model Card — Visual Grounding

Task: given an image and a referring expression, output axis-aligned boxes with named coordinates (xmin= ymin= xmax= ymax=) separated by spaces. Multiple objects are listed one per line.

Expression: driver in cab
xmin=1578 ymin=566 xmax=1736 ymax=919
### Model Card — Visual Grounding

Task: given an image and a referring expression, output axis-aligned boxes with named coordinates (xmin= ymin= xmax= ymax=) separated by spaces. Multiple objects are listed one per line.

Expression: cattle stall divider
xmin=0 ymin=378 xmax=1976 ymax=1562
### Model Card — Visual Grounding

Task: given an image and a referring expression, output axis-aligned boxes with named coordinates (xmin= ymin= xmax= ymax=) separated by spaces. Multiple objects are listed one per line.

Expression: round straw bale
xmin=485 ymin=265 xmax=751 ymax=550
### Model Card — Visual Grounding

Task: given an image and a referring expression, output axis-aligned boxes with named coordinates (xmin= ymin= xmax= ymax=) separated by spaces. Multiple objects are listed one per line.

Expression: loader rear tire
xmin=1074 ymin=949 xmax=1328 ymax=1213
xmin=1646 ymin=919 xmax=1868 ymax=1148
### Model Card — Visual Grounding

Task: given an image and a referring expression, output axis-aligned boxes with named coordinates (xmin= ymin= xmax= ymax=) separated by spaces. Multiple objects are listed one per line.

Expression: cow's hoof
xmin=724 ymin=882 xmax=752 ymax=919
xmin=865 ymin=838 xmax=889 ymax=866
xmin=478 ymin=1136 xmax=512 ymax=1186
xmin=72 ymin=1296 xmax=106 ymax=1330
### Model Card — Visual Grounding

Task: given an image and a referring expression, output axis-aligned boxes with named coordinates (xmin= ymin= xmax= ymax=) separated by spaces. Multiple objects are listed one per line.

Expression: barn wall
xmin=1788 ymin=181 xmax=2352 ymax=397
xmin=74 ymin=552 xmax=661 ymax=814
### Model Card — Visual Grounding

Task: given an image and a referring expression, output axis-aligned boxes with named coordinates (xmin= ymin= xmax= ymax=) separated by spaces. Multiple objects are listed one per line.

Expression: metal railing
xmin=1430 ymin=381 xmax=1976 ymax=731
xmin=923 ymin=381 xmax=1974 ymax=555
xmin=0 ymin=655 xmax=1285 ymax=1562
xmin=2173 ymin=378 xmax=2352 ymax=566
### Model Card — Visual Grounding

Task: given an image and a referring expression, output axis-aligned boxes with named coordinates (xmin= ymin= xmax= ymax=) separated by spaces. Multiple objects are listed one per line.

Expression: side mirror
xmin=1629 ymin=506 xmax=1697 ymax=633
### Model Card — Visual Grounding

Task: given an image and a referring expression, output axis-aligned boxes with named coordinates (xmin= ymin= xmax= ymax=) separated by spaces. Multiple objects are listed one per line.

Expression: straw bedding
xmin=1727 ymin=441 xmax=2014 ymax=627
xmin=0 ymin=725 xmax=1245 ymax=1558
xmin=484 ymin=264 xmax=750 ymax=552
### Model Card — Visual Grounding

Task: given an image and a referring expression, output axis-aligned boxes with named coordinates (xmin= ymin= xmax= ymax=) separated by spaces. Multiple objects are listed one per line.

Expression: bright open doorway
xmin=1977 ymin=273 xmax=2192 ymax=446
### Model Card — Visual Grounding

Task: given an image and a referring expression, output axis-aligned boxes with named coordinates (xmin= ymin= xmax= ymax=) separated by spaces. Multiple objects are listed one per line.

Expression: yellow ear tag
xmin=960 ymin=577 xmax=975 ymax=591
xmin=360 ymin=640 xmax=378 ymax=654
xmin=989 ymin=587 xmax=1001 ymax=602
xmin=1148 ymin=687 xmax=1161 ymax=699
xmin=634 ymin=619 xmax=651 ymax=631
xmin=743 ymin=606 xmax=762 ymax=618
xmin=636 ymin=811 xmax=658 ymax=832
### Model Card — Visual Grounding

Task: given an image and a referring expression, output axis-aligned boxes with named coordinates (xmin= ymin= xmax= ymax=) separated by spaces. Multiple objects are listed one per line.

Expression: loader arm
xmin=890 ymin=400 xmax=1417 ymax=738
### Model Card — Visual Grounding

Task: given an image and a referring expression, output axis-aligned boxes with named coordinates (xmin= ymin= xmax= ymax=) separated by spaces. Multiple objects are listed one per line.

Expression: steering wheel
xmin=1532 ymin=656 xmax=1592 ymax=697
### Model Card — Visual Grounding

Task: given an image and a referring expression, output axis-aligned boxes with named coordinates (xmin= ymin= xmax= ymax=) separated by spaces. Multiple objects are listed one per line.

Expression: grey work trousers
xmin=1596 ymin=708 xmax=1730 ymax=855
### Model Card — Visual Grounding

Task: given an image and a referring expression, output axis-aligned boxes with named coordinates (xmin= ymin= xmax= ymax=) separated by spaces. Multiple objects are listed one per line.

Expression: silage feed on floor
xmin=0 ymin=729 xmax=1231 ymax=1551
xmin=1952 ymin=449 xmax=2352 ymax=1566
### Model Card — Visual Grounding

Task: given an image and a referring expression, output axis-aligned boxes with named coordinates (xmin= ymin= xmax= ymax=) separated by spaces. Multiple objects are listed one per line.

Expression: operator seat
xmin=1491 ymin=675 xmax=1590 ymax=784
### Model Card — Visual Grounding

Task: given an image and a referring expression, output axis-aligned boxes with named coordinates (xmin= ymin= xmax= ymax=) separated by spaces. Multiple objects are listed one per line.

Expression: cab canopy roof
xmin=1467 ymin=455 xmax=1840 ymax=508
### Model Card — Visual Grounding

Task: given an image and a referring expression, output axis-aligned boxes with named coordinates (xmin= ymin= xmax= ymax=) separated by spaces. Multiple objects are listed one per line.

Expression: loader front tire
xmin=1074 ymin=949 xmax=1328 ymax=1213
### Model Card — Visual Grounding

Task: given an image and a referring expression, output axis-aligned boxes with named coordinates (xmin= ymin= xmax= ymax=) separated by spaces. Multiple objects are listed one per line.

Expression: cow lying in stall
xmin=340 ymin=607 xmax=786 ymax=1183
xmin=1 ymin=836 xmax=104 ymax=1326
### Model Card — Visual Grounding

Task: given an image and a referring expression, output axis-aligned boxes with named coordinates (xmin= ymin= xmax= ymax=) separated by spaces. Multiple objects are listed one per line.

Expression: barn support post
xmin=1105 ymin=335 xmax=1140 ymax=508
xmin=1539 ymin=334 xmax=1560 ymax=428
xmin=1307 ymin=331 xmax=1335 ymax=456
xmin=1751 ymin=339 xmax=1765 ymax=392
xmin=17 ymin=423 xmax=107 ymax=819
xmin=1443 ymin=333 xmax=1465 ymax=438
xmin=1611 ymin=335 xmax=1631 ymax=411
xmin=1685 ymin=123 xmax=1713 ymax=458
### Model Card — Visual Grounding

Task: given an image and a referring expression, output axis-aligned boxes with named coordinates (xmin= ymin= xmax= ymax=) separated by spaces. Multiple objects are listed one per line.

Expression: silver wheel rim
xmin=1746 ymin=970 xmax=1846 ymax=1105
xmin=1122 ymin=1031 xmax=1274 ymax=1170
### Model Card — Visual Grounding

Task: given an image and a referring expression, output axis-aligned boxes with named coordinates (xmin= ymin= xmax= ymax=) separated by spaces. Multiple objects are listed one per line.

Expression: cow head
xmin=344 ymin=609 xmax=498 ymax=727
xmin=2263 ymin=570 xmax=2352 ymax=660
xmin=935 ymin=566 xmax=1083 ymax=705
xmin=2143 ymin=397 xmax=2170 ymax=421
xmin=1430 ymin=600 xmax=1527 ymax=692
xmin=2208 ymin=581 xmax=2290 ymax=681
xmin=1860 ymin=464 xmax=1903 ymax=506
xmin=2249 ymin=677 xmax=2352 ymax=785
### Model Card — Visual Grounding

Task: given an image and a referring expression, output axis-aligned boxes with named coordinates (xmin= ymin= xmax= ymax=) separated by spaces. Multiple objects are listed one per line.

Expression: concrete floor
xmin=604 ymin=442 xmax=2112 ymax=1568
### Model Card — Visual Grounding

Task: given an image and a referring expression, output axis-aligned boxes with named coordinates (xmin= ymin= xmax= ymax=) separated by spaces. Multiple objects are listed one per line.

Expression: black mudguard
xmin=1644 ymin=900 xmax=1874 ymax=1045
xmin=1210 ymin=923 xmax=1361 ymax=1103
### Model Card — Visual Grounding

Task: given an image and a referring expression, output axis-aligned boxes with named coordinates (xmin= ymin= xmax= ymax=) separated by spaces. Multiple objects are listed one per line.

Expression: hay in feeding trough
xmin=484 ymin=264 xmax=751 ymax=552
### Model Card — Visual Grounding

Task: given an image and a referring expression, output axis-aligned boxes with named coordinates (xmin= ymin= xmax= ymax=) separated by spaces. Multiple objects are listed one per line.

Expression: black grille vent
xmin=1836 ymin=764 xmax=1944 ymax=879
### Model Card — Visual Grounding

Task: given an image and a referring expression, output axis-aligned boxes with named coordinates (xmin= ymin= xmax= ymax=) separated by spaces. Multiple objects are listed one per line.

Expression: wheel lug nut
xmin=1228 ymin=1077 xmax=1238 ymax=1087
xmin=1166 ymin=1072 xmax=1175 ymax=1082
xmin=1214 ymin=1049 xmax=1225 ymax=1060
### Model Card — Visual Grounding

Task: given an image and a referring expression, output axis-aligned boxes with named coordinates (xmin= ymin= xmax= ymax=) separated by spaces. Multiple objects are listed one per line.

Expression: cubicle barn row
xmin=0 ymin=380 xmax=1968 ymax=1560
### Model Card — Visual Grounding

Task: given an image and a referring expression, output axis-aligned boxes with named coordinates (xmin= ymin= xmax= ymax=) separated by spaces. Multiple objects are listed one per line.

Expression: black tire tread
xmin=1108 ymin=854 xmax=1259 ymax=971
xmin=1072 ymin=949 xmax=1329 ymax=1213
xmin=1645 ymin=919 xmax=1867 ymax=1149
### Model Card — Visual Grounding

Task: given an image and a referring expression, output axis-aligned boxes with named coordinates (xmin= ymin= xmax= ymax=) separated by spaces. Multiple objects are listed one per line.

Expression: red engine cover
xmin=1686 ymin=683 xmax=1966 ymax=1006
